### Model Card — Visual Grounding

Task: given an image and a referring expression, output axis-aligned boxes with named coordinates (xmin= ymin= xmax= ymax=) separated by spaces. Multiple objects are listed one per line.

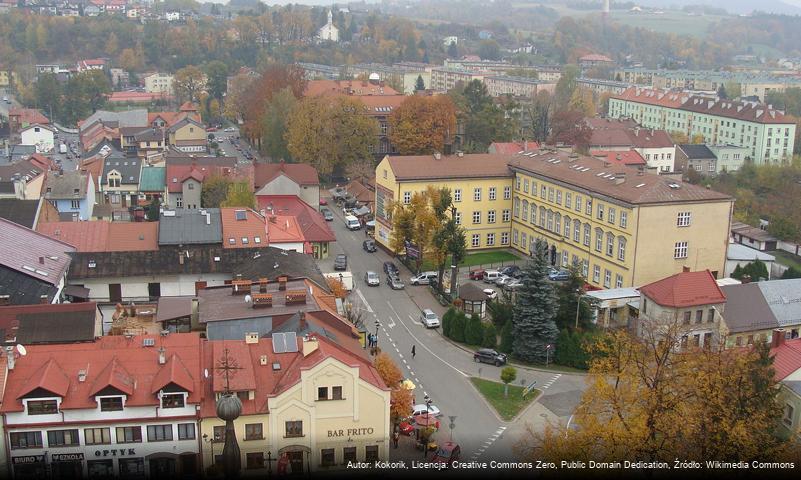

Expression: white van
xmin=344 ymin=215 xmax=361 ymax=230
xmin=410 ymin=271 xmax=438 ymax=286
xmin=483 ymin=270 xmax=502 ymax=284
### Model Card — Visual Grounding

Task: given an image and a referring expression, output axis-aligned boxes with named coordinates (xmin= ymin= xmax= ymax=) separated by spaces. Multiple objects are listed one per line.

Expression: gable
xmin=256 ymin=174 xmax=301 ymax=196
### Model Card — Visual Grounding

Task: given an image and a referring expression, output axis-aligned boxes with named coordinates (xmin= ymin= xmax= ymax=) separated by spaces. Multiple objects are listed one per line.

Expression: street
xmin=318 ymin=195 xmax=588 ymax=464
xmin=214 ymin=128 xmax=259 ymax=165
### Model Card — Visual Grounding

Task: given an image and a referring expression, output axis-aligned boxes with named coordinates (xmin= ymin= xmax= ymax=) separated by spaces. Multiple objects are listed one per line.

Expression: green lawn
xmin=459 ymin=251 xmax=520 ymax=268
xmin=470 ymin=377 xmax=539 ymax=421
xmin=773 ymin=250 xmax=801 ymax=272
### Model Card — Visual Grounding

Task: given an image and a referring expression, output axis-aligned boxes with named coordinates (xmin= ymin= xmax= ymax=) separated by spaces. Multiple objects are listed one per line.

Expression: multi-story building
xmin=43 ymin=171 xmax=96 ymax=221
xmin=346 ymin=64 xmax=431 ymax=95
xmin=296 ymin=63 xmax=340 ymax=80
xmin=608 ymin=87 xmax=797 ymax=165
xmin=429 ymin=68 xmax=485 ymax=93
xmin=374 ymin=153 xmax=515 ymax=253
xmin=483 ymin=76 xmax=555 ymax=98
xmin=143 ymin=72 xmax=175 ymax=95
xmin=576 ymin=77 xmax=632 ymax=96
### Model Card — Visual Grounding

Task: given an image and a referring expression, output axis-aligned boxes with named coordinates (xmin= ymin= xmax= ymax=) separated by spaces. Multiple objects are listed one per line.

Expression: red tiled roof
xmin=580 ymin=54 xmax=613 ymax=63
xmin=1 ymin=333 xmax=204 ymax=413
xmin=8 ymin=108 xmax=49 ymax=126
xmin=772 ymin=338 xmax=801 ymax=381
xmin=489 ymin=142 xmax=539 ymax=155
xmin=37 ymin=221 xmax=159 ymax=252
xmin=358 ymin=95 xmax=407 ymax=116
xmin=590 ymin=149 xmax=646 ymax=166
xmin=179 ymin=101 xmax=198 ymax=112
xmin=220 ymin=207 xmax=269 ymax=249
xmin=89 ymin=357 xmax=134 ymax=396
xmin=305 ymin=80 xmax=400 ymax=97
xmin=0 ymin=218 xmax=75 ymax=286
xmin=266 ymin=215 xmax=305 ymax=244
xmin=165 ymin=156 xmax=238 ymax=193
xmin=639 ymin=270 xmax=726 ymax=308
xmin=590 ymin=127 xmax=674 ymax=149
xmin=107 ymin=91 xmax=170 ymax=103
xmin=256 ymin=196 xmax=335 ymax=243
xmin=254 ymin=162 xmax=319 ymax=188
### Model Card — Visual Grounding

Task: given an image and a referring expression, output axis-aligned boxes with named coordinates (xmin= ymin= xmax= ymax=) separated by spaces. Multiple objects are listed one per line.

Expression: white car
xmin=224 ymin=127 xmax=236 ymax=132
xmin=412 ymin=404 xmax=442 ymax=417
xmin=420 ymin=309 xmax=440 ymax=328
xmin=483 ymin=288 xmax=498 ymax=300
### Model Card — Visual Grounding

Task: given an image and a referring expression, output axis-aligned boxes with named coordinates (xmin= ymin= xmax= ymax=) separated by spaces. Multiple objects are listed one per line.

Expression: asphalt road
xmin=317 ymin=199 xmax=587 ymax=464
xmin=214 ymin=128 xmax=258 ymax=165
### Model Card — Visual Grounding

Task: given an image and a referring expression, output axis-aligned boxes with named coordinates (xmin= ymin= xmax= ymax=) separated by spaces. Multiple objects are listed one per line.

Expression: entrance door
xmin=179 ymin=453 xmax=197 ymax=476
xmin=149 ymin=457 xmax=176 ymax=477
xmin=52 ymin=461 xmax=83 ymax=479
xmin=148 ymin=282 xmax=161 ymax=299
xmin=287 ymin=451 xmax=303 ymax=475
xmin=109 ymin=283 xmax=122 ymax=303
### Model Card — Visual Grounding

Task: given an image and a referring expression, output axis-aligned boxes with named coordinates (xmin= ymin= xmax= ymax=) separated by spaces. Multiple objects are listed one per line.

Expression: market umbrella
xmin=414 ymin=413 xmax=439 ymax=429
xmin=401 ymin=379 xmax=416 ymax=390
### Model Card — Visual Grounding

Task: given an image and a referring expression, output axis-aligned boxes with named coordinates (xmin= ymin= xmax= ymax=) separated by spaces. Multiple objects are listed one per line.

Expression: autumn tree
xmin=200 ymin=175 xmax=231 ymax=208
xmin=548 ymin=109 xmax=591 ymax=152
xmin=522 ymin=90 xmax=554 ymax=143
xmin=568 ymin=87 xmax=596 ymax=117
xmin=374 ymin=352 xmax=413 ymax=426
xmin=260 ymin=87 xmax=297 ymax=161
xmin=388 ymin=95 xmax=456 ymax=155
xmin=554 ymin=64 xmax=580 ymax=110
xmin=174 ymin=65 xmax=206 ymax=103
xmin=240 ymin=64 xmax=306 ymax=148
xmin=285 ymin=96 xmax=378 ymax=176
xmin=326 ymin=277 xmax=348 ymax=299
xmin=221 ymin=180 xmax=256 ymax=209
xmin=203 ymin=60 xmax=229 ymax=101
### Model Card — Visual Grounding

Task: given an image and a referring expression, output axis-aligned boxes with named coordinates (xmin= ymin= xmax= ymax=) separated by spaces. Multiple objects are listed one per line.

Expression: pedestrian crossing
xmin=470 ymin=426 xmax=507 ymax=461
xmin=541 ymin=373 xmax=562 ymax=389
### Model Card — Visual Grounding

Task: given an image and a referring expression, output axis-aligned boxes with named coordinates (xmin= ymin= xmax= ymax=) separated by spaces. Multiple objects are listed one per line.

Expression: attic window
xmin=272 ymin=362 xmax=281 ymax=371
xmin=235 ymin=210 xmax=247 ymax=221
xmin=254 ymin=236 xmax=261 ymax=244
xmin=229 ymin=238 xmax=236 ymax=245
xmin=241 ymin=237 xmax=249 ymax=245
xmin=172 ymin=178 xmax=177 ymax=183
xmin=88 ymin=260 xmax=97 ymax=268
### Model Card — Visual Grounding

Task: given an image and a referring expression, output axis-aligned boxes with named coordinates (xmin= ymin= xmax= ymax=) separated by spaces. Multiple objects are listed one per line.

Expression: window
xmin=454 ymin=212 xmax=461 ymax=225
xmin=453 ymin=189 xmax=461 ymax=202
xmin=515 ymin=177 xmax=521 ymax=190
xmin=487 ymin=210 xmax=496 ymax=223
xmin=229 ymin=238 xmax=236 ymax=245
xmin=321 ymin=448 xmax=336 ymax=467
xmin=513 ymin=198 xmax=520 ymax=218
xmin=116 ymin=426 xmax=142 ymax=443
xmin=604 ymin=270 xmax=611 ymax=288
xmin=592 ymin=265 xmax=600 ymax=283
xmin=527 ymin=205 xmax=535 ymax=224
xmin=597 ymin=204 xmax=604 ymax=220
xmin=548 ymin=187 xmax=554 ymax=202
xmin=708 ymin=309 xmax=715 ymax=323
xmin=213 ymin=426 xmax=225 ymax=443
xmin=48 ymin=429 xmax=79 ymax=447
xmin=620 ymin=211 xmax=628 ymax=228
xmin=556 ymin=190 xmax=562 ymax=205
xmin=473 ymin=188 xmax=481 ymax=201
xmin=85 ymin=428 xmax=111 ymax=445
xmin=27 ymin=399 xmax=58 ymax=415
xmin=343 ymin=446 xmax=357 ymax=464
xmin=489 ymin=187 xmax=496 ymax=200
xmin=100 ymin=397 xmax=123 ymax=412
xmin=178 ymin=423 xmax=195 ymax=440
xmin=522 ymin=201 xmax=528 ymax=221
xmin=521 ymin=232 xmax=527 ymax=251
xmin=606 ymin=233 xmax=614 ymax=257
xmin=176 ymin=197 xmax=183 ymax=208
xmin=471 ymin=234 xmax=480 ymax=248
xmin=595 ymin=229 xmax=603 ymax=252
xmin=677 ymin=212 xmax=691 ymax=227
xmin=502 ymin=209 xmax=510 ymax=222
xmin=245 ymin=423 xmax=263 ymax=440
xmin=583 ymin=224 xmax=591 ymax=246
xmin=513 ymin=229 xmax=519 ymax=245
xmin=187 ymin=182 xmax=194 ymax=190
xmin=403 ymin=192 xmax=411 ymax=204
xmin=332 ymin=386 xmax=343 ymax=400
xmin=695 ymin=310 xmax=703 ymax=324
xmin=574 ymin=220 xmax=581 ymax=242
xmin=147 ymin=425 xmax=173 ymax=442
xmin=784 ymin=404 xmax=794 ymax=427
xmin=608 ymin=207 xmax=615 ymax=225
xmin=487 ymin=233 xmax=495 ymax=246
xmin=547 ymin=211 xmax=553 ymax=231
xmin=501 ymin=232 xmax=509 ymax=245
xmin=564 ymin=216 xmax=571 ymax=238
xmin=539 ymin=206 xmax=546 ymax=228
xmin=615 ymin=274 xmax=623 ymax=288
xmin=618 ymin=237 xmax=626 ymax=262
xmin=472 ymin=211 xmax=481 ymax=224
xmin=541 ymin=185 xmax=547 ymax=199
xmin=317 ymin=387 xmax=328 ymax=400
xmin=161 ymin=393 xmax=184 ymax=408
xmin=674 ymin=241 xmax=688 ymax=259
xmin=503 ymin=186 xmax=511 ymax=200
xmin=247 ymin=452 xmax=265 ymax=469
xmin=523 ymin=179 xmax=529 ymax=193
xmin=565 ymin=192 xmax=572 ymax=209
xmin=585 ymin=199 xmax=592 ymax=215
xmin=71 ymin=199 xmax=80 ymax=209
xmin=683 ymin=311 xmax=692 ymax=325
xmin=10 ymin=432 xmax=42 ymax=449
xmin=285 ymin=421 xmax=303 ymax=438
xmin=575 ymin=195 xmax=582 ymax=213
xmin=366 ymin=445 xmax=379 ymax=462
xmin=562 ymin=251 xmax=569 ymax=267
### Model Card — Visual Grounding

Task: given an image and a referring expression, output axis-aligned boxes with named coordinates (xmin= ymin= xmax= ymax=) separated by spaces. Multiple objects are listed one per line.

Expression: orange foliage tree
xmin=240 ymin=64 xmax=307 ymax=149
xmin=374 ymin=352 xmax=413 ymax=425
xmin=388 ymin=95 xmax=457 ymax=155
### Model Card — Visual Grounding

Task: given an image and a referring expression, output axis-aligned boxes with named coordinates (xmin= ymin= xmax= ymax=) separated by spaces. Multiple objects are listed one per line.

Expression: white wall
xmin=72 ymin=274 xmax=230 ymax=301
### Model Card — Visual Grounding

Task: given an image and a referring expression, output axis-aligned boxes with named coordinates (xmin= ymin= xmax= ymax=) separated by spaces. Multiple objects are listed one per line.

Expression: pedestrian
xmin=411 ymin=345 xmax=416 ymax=359
xmin=393 ymin=430 xmax=399 ymax=448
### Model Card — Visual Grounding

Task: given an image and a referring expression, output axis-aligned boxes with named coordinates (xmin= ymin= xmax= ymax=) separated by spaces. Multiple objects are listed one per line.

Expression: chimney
xmin=78 ymin=370 xmax=87 ymax=382
xmin=259 ymin=355 xmax=268 ymax=366
xmin=299 ymin=311 xmax=307 ymax=332
xmin=302 ymin=334 xmax=319 ymax=357
xmin=6 ymin=347 xmax=15 ymax=370
xmin=524 ymin=139 xmax=528 ymax=151
xmin=158 ymin=347 xmax=166 ymax=365
xmin=245 ymin=332 xmax=259 ymax=344
xmin=40 ymin=294 xmax=49 ymax=304
xmin=682 ymin=266 xmax=690 ymax=273
xmin=433 ymin=152 xmax=441 ymax=160
xmin=38 ymin=256 xmax=44 ymax=265
xmin=772 ymin=328 xmax=786 ymax=349
xmin=278 ymin=276 xmax=287 ymax=291
xmin=259 ymin=278 xmax=268 ymax=293
xmin=614 ymin=172 xmax=626 ymax=185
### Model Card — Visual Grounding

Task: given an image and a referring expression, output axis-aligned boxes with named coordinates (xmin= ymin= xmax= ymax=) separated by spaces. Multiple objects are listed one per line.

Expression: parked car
xmin=333 ymin=254 xmax=347 ymax=271
xmin=494 ymin=275 xmax=514 ymax=287
xmin=483 ymin=288 xmax=498 ymax=300
xmin=468 ymin=269 xmax=486 ymax=280
xmin=362 ymin=239 xmax=377 ymax=252
xmin=473 ymin=348 xmax=508 ymax=366
xmin=420 ymin=309 xmax=440 ymax=328
xmin=431 ymin=442 xmax=461 ymax=466
xmin=483 ymin=270 xmax=502 ymax=283
xmin=387 ymin=274 xmax=405 ymax=290
xmin=548 ymin=269 xmax=571 ymax=281
xmin=504 ymin=279 xmax=524 ymax=291
xmin=383 ymin=261 xmax=399 ymax=276
xmin=412 ymin=404 xmax=442 ymax=417
xmin=500 ymin=265 xmax=520 ymax=277
xmin=410 ymin=271 xmax=438 ymax=286
xmin=364 ymin=271 xmax=380 ymax=287
xmin=224 ymin=127 xmax=236 ymax=132
xmin=321 ymin=208 xmax=334 ymax=221
xmin=344 ymin=215 xmax=361 ymax=230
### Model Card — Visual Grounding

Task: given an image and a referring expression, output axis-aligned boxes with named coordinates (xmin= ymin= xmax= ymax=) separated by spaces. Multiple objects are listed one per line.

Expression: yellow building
xmin=508 ymin=151 xmax=733 ymax=288
xmin=375 ymin=150 xmax=733 ymax=289
xmin=200 ymin=334 xmax=390 ymax=475
xmin=374 ymin=153 xmax=514 ymax=253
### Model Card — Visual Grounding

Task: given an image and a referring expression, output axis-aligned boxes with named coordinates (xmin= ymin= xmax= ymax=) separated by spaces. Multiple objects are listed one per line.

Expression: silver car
xmin=365 ymin=271 xmax=380 ymax=287
xmin=495 ymin=275 xmax=514 ymax=287
xmin=420 ymin=309 xmax=440 ymax=328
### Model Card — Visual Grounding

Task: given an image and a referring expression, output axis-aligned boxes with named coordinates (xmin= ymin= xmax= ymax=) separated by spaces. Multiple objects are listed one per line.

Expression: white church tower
xmin=317 ymin=9 xmax=339 ymax=43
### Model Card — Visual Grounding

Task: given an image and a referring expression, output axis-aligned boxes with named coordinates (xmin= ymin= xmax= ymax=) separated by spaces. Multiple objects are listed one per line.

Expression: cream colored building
xmin=430 ymin=68 xmax=485 ymax=93
xmin=144 ymin=72 xmax=175 ymax=95
xmin=484 ymin=75 xmax=555 ymax=98
xmin=200 ymin=334 xmax=390 ymax=475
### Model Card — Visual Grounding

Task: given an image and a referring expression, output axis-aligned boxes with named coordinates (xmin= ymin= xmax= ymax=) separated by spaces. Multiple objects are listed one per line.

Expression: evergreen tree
xmin=442 ymin=307 xmax=456 ymax=338
xmin=146 ymin=199 xmax=161 ymax=222
xmin=731 ymin=264 xmax=744 ymax=280
xmin=782 ymin=266 xmax=801 ymax=279
xmin=465 ymin=313 xmax=483 ymax=345
xmin=450 ymin=311 xmax=466 ymax=342
xmin=511 ymin=239 xmax=559 ymax=363
xmin=482 ymin=323 xmax=498 ymax=348
xmin=447 ymin=41 xmax=458 ymax=59
xmin=553 ymin=263 xmax=593 ymax=330
xmin=499 ymin=318 xmax=514 ymax=353
xmin=415 ymin=75 xmax=425 ymax=91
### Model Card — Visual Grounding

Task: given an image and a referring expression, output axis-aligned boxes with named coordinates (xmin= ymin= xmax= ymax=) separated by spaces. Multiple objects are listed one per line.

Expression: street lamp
xmin=574 ymin=288 xmax=583 ymax=329
xmin=265 ymin=450 xmax=277 ymax=478
xmin=374 ymin=320 xmax=380 ymax=347
xmin=545 ymin=344 xmax=552 ymax=367
xmin=202 ymin=433 xmax=215 ymax=468
xmin=422 ymin=394 xmax=433 ymax=459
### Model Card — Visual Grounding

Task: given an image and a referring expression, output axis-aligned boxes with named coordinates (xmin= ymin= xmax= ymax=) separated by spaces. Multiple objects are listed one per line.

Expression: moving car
xmin=473 ymin=348 xmax=507 ymax=366
xmin=321 ymin=208 xmax=334 ymax=221
xmin=362 ymin=239 xmax=377 ymax=252
xmin=410 ymin=271 xmax=438 ymax=286
xmin=224 ymin=127 xmax=236 ymax=132
xmin=344 ymin=215 xmax=361 ymax=230
xmin=420 ymin=309 xmax=440 ymax=328
xmin=548 ymin=269 xmax=571 ymax=281
xmin=483 ymin=270 xmax=502 ymax=283
xmin=364 ymin=271 xmax=380 ymax=286
xmin=333 ymin=254 xmax=347 ymax=271
xmin=504 ymin=279 xmax=524 ymax=291
xmin=387 ymin=275 xmax=405 ymax=290
xmin=383 ymin=261 xmax=399 ymax=276
xmin=2 ymin=96 xmax=9 ymax=104
xmin=431 ymin=442 xmax=461 ymax=466
xmin=412 ymin=404 xmax=442 ymax=417
xmin=469 ymin=269 xmax=486 ymax=280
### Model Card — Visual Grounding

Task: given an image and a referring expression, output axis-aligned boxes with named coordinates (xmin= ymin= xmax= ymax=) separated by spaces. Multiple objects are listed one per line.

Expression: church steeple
xmin=327 ymin=9 xmax=333 ymax=25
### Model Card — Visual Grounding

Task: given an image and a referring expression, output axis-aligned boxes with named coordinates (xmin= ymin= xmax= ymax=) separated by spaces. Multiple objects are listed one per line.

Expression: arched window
xmin=564 ymin=215 xmax=571 ymax=238
xmin=531 ymin=203 xmax=537 ymax=224
xmin=539 ymin=207 xmax=546 ymax=228
xmin=595 ymin=227 xmax=603 ymax=252
xmin=547 ymin=210 xmax=554 ymax=231
xmin=574 ymin=219 xmax=581 ymax=242
xmin=555 ymin=213 xmax=561 ymax=234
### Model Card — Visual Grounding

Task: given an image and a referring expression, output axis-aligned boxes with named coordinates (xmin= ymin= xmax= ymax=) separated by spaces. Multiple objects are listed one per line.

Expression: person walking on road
xmin=411 ymin=345 xmax=416 ymax=359
xmin=393 ymin=430 xmax=400 ymax=448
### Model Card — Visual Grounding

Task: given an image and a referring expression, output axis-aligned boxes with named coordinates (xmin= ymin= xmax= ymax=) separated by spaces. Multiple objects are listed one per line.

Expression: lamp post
xmin=374 ymin=319 xmax=380 ymax=348
xmin=574 ymin=288 xmax=582 ymax=330
xmin=545 ymin=344 xmax=552 ymax=367
xmin=202 ymin=434 xmax=215 ymax=469
xmin=265 ymin=450 xmax=277 ymax=479
xmin=422 ymin=394 xmax=432 ymax=459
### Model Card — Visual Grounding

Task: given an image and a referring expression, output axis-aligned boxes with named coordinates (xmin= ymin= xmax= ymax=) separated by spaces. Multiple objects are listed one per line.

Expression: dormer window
xmin=161 ymin=393 xmax=185 ymax=408
xmin=99 ymin=396 xmax=123 ymax=411
xmin=27 ymin=399 xmax=58 ymax=415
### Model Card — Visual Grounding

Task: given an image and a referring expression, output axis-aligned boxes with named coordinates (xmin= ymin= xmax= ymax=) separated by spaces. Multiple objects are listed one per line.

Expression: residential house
xmin=254 ymin=162 xmax=320 ymax=210
xmin=0 ymin=159 xmax=46 ymax=200
xmin=0 ymin=198 xmax=59 ymax=229
xmin=76 ymin=58 xmax=108 ymax=72
xmin=99 ymin=152 xmax=142 ymax=213
xmin=220 ymin=208 xmax=270 ymax=250
xmin=483 ymin=76 xmax=555 ymax=98
xmin=770 ymin=335 xmax=801 ymax=440
xmin=19 ymin=124 xmax=55 ymax=153
xmin=636 ymin=268 xmax=726 ymax=349
xmin=138 ymin=166 xmax=165 ymax=205
xmin=579 ymin=54 xmax=614 ymax=69
xmin=163 ymin=155 xmax=240 ymax=209
xmin=256 ymin=196 xmax=335 ymax=259
xmin=720 ymin=279 xmax=801 ymax=348
xmin=730 ymin=221 xmax=778 ymax=251
xmin=430 ymin=68 xmax=484 ymax=93
xmin=675 ymin=144 xmax=717 ymax=175
xmin=576 ymin=78 xmax=632 ymax=96
xmin=1 ymin=333 xmax=204 ymax=479
xmin=725 ymin=243 xmax=776 ymax=279
xmin=588 ymin=126 xmax=676 ymax=172
xmin=707 ymin=144 xmax=748 ymax=173
xmin=167 ymin=118 xmax=207 ymax=154
xmin=143 ymin=72 xmax=175 ymax=95
xmin=590 ymin=150 xmax=647 ymax=168
xmin=106 ymin=91 xmax=169 ymax=105
xmin=0 ymin=218 xmax=75 ymax=305
xmin=43 ymin=171 xmax=96 ymax=221
xmin=585 ymin=287 xmax=641 ymax=329
xmin=36 ymin=221 xmax=159 ymax=254
xmin=488 ymin=141 xmax=539 ymax=155
xmin=7 ymin=108 xmax=49 ymax=135
xmin=159 ymin=208 xmax=222 ymax=248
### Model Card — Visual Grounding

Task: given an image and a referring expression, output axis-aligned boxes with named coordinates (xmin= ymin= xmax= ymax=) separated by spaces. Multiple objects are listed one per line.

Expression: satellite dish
xmin=16 ymin=344 xmax=27 ymax=356
xmin=204 ymin=368 xmax=209 ymax=379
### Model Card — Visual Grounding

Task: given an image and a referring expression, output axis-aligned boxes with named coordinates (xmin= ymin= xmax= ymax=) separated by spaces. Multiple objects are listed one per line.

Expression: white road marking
xmin=472 ymin=426 xmax=507 ymax=461
xmin=409 ymin=371 xmax=415 ymax=376
xmin=541 ymin=373 xmax=562 ymax=389
xmin=394 ymin=313 xmax=467 ymax=377
xmin=395 ymin=347 xmax=400 ymax=353
xmin=355 ymin=289 xmax=374 ymax=313
xmin=402 ymin=359 xmax=407 ymax=364
xmin=387 ymin=316 xmax=396 ymax=329
xmin=408 ymin=314 xmax=422 ymax=326
xmin=398 ymin=354 xmax=404 ymax=359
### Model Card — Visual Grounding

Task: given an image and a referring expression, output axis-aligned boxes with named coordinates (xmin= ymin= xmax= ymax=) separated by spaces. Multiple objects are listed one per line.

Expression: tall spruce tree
xmin=512 ymin=239 xmax=559 ymax=363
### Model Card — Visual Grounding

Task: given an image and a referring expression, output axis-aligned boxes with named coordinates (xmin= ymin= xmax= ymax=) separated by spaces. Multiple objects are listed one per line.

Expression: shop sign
xmin=52 ymin=453 xmax=84 ymax=462
xmin=94 ymin=449 xmax=136 ymax=457
xmin=12 ymin=456 xmax=44 ymax=465
xmin=327 ymin=427 xmax=374 ymax=437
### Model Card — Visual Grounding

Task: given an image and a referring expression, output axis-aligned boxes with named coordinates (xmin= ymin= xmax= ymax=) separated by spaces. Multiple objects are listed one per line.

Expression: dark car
xmin=473 ymin=348 xmax=507 ymax=366
xmin=334 ymin=254 xmax=347 ymax=271
xmin=363 ymin=239 xmax=377 ymax=252
xmin=548 ymin=269 xmax=571 ymax=281
xmin=383 ymin=261 xmax=399 ymax=276
xmin=468 ymin=269 xmax=486 ymax=280
xmin=321 ymin=208 xmax=334 ymax=221
xmin=500 ymin=265 xmax=521 ymax=277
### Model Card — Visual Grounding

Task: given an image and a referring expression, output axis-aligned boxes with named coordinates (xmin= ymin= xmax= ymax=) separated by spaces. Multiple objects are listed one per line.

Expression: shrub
xmin=465 ymin=313 xmax=484 ymax=345
xmin=481 ymin=323 xmax=498 ymax=348
xmin=499 ymin=318 xmax=514 ymax=353
xmin=450 ymin=311 xmax=466 ymax=342
xmin=442 ymin=307 xmax=456 ymax=338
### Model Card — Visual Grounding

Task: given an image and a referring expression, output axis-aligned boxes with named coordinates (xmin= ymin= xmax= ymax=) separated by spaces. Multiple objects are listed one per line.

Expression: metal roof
xmin=158 ymin=208 xmax=222 ymax=245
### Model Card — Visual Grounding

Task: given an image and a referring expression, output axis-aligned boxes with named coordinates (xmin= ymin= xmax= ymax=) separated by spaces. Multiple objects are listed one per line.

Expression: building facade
xmin=429 ymin=68 xmax=485 ymax=93
xmin=143 ymin=73 xmax=175 ymax=95
xmin=483 ymin=76 xmax=555 ymax=98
